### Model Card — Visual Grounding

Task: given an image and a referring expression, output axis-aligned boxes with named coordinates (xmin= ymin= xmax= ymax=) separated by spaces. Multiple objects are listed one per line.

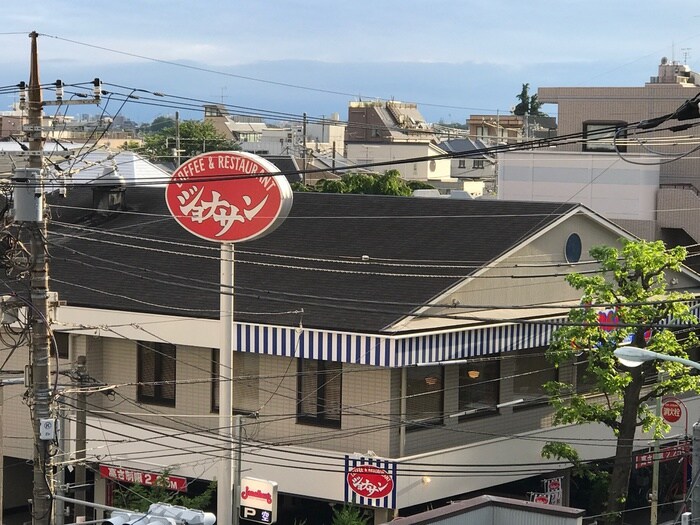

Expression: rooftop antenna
xmin=682 ymin=48 xmax=692 ymax=65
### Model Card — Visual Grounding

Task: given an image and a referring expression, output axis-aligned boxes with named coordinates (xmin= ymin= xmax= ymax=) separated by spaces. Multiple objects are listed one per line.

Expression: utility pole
xmin=74 ymin=356 xmax=88 ymax=521
xmin=175 ymin=111 xmax=181 ymax=168
xmin=650 ymin=394 xmax=661 ymax=525
xmin=302 ymin=113 xmax=307 ymax=185
xmin=693 ymin=422 xmax=700 ymax=520
xmin=25 ymin=31 xmax=53 ymax=525
xmin=1 ymin=383 xmax=5 ymax=525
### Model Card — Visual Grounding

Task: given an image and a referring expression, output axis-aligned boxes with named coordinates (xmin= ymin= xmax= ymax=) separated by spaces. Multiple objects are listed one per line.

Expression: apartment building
xmin=537 ymin=57 xmax=700 ymax=245
xmin=345 ymin=101 xmax=453 ymax=185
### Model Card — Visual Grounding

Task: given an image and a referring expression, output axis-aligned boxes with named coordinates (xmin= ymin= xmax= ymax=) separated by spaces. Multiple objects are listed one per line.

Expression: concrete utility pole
xmin=302 ymin=113 xmax=307 ymax=185
xmin=26 ymin=31 xmax=53 ymax=525
xmin=74 ymin=356 xmax=88 ymax=521
xmin=175 ymin=111 xmax=181 ymax=168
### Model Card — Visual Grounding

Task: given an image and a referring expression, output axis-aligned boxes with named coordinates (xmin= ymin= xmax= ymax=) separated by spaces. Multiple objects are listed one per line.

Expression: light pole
xmin=613 ymin=346 xmax=699 ymax=522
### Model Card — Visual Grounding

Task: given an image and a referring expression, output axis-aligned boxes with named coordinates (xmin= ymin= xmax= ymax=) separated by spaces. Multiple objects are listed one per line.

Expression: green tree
xmin=112 ymin=470 xmax=216 ymax=513
xmin=513 ymin=83 xmax=545 ymax=116
xmin=543 ymin=239 xmax=700 ymax=523
xmin=139 ymin=120 xmax=238 ymax=163
xmin=119 ymin=140 xmax=142 ymax=152
xmin=146 ymin=116 xmax=176 ymax=133
xmin=303 ymin=170 xmax=419 ymax=196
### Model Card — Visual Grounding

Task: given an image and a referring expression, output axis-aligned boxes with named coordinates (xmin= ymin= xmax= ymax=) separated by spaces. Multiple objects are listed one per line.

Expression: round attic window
xmin=565 ymin=233 xmax=582 ymax=263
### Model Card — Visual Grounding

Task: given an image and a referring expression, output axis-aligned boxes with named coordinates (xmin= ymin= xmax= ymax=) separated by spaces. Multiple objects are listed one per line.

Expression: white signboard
xmin=240 ymin=477 xmax=278 ymax=524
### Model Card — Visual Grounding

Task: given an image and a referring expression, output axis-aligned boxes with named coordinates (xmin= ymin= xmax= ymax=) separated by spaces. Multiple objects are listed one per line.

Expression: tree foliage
xmin=294 ymin=169 xmax=429 ymax=196
xmin=544 ymin=239 xmax=699 ymax=523
xmin=135 ymin=119 xmax=239 ymax=163
xmin=111 ymin=470 xmax=216 ymax=513
xmin=513 ymin=83 xmax=545 ymax=116
xmin=330 ymin=505 xmax=370 ymax=525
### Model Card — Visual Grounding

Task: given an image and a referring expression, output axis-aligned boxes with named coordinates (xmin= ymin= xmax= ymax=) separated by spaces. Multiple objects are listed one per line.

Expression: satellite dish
xmin=661 ymin=56 xmax=669 ymax=65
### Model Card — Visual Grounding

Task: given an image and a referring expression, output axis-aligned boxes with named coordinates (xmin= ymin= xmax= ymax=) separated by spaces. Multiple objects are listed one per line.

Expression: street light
xmin=613 ymin=346 xmax=698 ymax=524
xmin=613 ymin=346 xmax=700 ymax=371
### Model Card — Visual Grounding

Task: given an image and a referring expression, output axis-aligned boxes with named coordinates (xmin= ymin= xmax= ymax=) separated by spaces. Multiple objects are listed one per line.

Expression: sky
xmin=2 ymin=0 xmax=700 ymax=126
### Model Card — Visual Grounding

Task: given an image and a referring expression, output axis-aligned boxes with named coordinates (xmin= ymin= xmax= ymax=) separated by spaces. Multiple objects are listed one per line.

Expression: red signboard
xmin=99 ymin=464 xmax=187 ymax=492
xmin=165 ymin=151 xmax=293 ymax=243
xmin=634 ymin=442 xmax=689 ymax=469
xmin=662 ymin=400 xmax=683 ymax=423
xmin=346 ymin=466 xmax=394 ymax=499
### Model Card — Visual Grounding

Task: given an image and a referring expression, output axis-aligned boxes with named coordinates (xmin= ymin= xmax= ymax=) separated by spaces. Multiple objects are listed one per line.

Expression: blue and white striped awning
xmin=234 ymin=318 xmax=566 ymax=367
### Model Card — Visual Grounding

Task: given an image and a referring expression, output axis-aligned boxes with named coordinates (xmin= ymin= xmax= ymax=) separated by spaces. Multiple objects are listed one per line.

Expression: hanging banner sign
xmin=165 ymin=151 xmax=293 ymax=243
xmin=344 ymin=455 xmax=397 ymax=509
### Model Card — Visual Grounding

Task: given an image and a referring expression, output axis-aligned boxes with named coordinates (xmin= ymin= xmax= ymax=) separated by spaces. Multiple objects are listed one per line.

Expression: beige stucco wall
xmin=78 ymin=335 xmax=394 ymax=458
xmin=538 ymin=84 xmax=700 ymax=187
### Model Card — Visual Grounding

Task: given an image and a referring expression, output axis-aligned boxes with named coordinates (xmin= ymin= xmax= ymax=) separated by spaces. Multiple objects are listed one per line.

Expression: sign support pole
xmin=218 ymin=243 xmax=235 ymax=525
xmin=166 ymin=152 xmax=292 ymax=524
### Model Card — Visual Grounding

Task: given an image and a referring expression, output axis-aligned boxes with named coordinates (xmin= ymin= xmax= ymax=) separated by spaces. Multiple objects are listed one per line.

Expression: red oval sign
xmin=346 ymin=466 xmax=394 ymax=499
xmin=662 ymin=400 xmax=682 ymax=423
xmin=165 ymin=151 xmax=293 ymax=243
xmin=534 ymin=495 xmax=550 ymax=504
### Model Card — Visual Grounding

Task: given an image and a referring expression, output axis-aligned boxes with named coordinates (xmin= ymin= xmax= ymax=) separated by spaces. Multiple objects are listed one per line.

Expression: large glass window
xmin=512 ymin=348 xmax=556 ymax=407
xmin=137 ymin=342 xmax=176 ymax=407
xmin=297 ymin=359 xmax=342 ymax=427
xmin=583 ymin=121 xmax=627 ymax=152
xmin=458 ymin=359 xmax=499 ymax=415
xmin=406 ymin=365 xmax=444 ymax=429
xmin=211 ymin=350 xmax=260 ymax=414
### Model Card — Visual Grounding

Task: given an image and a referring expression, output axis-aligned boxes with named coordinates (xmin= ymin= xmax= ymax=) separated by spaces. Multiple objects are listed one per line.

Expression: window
xmin=406 ymin=365 xmax=444 ymax=430
xmin=137 ymin=342 xmax=176 ymax=407
xmin=211 ymin=350 xmax=260 ymax=414
xmin=458 ymin=159 xmax=466 ymax=169
xmin=472 ymin=159 xmax=485 ymax=169
xmin=297 ymin=359 xmax=342 ymax=427
xmin=565 ymin=233 xmax=582 ymax=263
xmin=50 ymin=332 xmax=69 ymax=359
xmin=458 ymin=359 xmax=499 ymax=416
xmin=583 ymin=121 xmax=627 ymax=152
xmin=512 ymin=347 xmax=556 ymax=407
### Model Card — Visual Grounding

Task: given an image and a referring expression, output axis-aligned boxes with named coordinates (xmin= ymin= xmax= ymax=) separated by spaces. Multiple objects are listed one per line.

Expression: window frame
xmin=137 ymin=341 xmax=176 ymax=407
xmin=511 ymin=346 xmax=557 ymax=410
xmin=50 ymin=332 xmax=69 ymax=359
xmin=211 ymin=349 xmax=260 ymax=415
xmin=405 ymin=365 xmax=445 ymax=431
xmin=297 ymin=359 xmax=342 ymax=428
xmin=457 ymin=358 xmax=500 ymax=419
xmin=582 ymin=120 xmax=628 ymax=153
